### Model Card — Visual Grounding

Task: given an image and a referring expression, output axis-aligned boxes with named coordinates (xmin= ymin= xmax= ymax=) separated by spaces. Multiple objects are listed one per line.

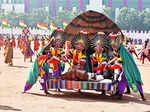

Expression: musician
xmin=90 ymin=38 xmax=107 ymax=81
xmin=66 ymin=34 xmax=88 ymax=70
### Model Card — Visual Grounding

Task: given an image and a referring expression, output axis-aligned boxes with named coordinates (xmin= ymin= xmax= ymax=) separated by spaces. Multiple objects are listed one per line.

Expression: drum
xmin=59 ymin=69 xmax=88 ymax=81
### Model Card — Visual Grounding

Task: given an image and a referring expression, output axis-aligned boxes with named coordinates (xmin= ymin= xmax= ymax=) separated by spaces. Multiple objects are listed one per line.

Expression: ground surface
xmin=0 ymin=46 xmax=150 ymax=112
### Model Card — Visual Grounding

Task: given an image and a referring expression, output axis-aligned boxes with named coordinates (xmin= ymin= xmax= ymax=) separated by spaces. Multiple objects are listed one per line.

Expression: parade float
xmin=24 ymin=10 xmax=144 ymax=99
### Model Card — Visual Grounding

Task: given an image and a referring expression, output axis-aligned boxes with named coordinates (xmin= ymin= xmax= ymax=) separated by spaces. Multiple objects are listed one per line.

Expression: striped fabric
xmin=47 ymin=79 xmax=113 ymax=91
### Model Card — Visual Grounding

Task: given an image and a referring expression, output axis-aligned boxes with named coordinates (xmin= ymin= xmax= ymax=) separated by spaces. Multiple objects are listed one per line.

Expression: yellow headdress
xmin=71 ymin=33 xmax=89 ymax=49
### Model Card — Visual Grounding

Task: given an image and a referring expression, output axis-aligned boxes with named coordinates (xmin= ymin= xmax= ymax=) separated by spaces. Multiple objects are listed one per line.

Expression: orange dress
xmin=0 ymin=38 xmax=3 ymax=48
xmin=3 ymin=40 xmax=9 ymax=56
xmin=17 ymin=38 xmax=21 ymax=49
xmin=21 ymin=39 xmax=26 ymax=55
xmin=41 ymin=39 xmax=45 ymax=48
xmin=34 ymin=39 xmax=40 ymax=51
xmin=12 ymin=38 xmax=16 ymax=48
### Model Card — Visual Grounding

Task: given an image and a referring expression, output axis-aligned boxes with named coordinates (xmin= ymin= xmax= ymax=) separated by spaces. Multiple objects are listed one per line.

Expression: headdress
xmin=90 ymin=34 xmax=104 ymax=49
xmin=71 ymin=33 xmax=89 ymax=50
xmin=50 ymin=29 xmax=66 ymax=47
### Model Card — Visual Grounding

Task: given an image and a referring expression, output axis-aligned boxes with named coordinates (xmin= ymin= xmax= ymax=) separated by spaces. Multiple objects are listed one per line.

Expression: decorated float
xmin=24 ymin=10 xmax=145 ymax=100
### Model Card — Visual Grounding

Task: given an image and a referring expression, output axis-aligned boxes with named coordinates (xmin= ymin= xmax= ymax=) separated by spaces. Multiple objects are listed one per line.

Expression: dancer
xmin=140 ymin=40 xmax=150 ymax=64
xmin=128 ymin=41 xmax=139 ymax=59
xmin=109 ymin=39 xmax=146 ymax=101
xmin=4 ymin=40 xmax=13 ymax=66
xmin=3 ymin=37 xmax=9 ymax=56
xmin=90 ymin=35 xmax=107 ymax=79
xmin=34 ymin=36 xmax=40 ymax=55
xmin=66 ymin=33 xmax=89 ymax=71
xmin=24 ymin=37 xmax=33 ymax=62
xmin=11 ymin=36 xmax=16 ymax=48
xmin=0 ymin=34 xmax=3 ymax=51
xmin=23 ymin=30 xmax=65 ymax=94
xmin=41 ymin=37 xmax=45 ymax=48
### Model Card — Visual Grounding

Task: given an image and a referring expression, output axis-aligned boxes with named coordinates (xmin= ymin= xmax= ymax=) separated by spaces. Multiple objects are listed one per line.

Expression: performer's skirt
xmin=24 ymin=48 xmax=34 ymax=58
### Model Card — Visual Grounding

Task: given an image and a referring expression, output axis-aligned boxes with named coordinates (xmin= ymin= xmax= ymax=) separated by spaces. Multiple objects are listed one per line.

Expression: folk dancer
xmin=41 ymin=37 xmax=45 ymax=48
xmin=4 ymin=40 xmax=13 ymax=66
xmin=11 ymin=36 xmax=16 ymax=48
xmin=140 ymin=40 xmax=150 ymax=64
xmin=37 ymin=30 xmax=66 ymax=93
xmin=90 ymin=36 xmax=107 ymax=81
xmin=3 ymin=37 xmax=9 ymax=56
xmin=34 ymin=36 xmax=40 ymax=55
xmin=128 ymin=41 xmax=139 ymax=59
xmin=110 ymin=40 xmax=146 ymax=101
xmin=24 ymin=37 xmax=34 ymax=62
xmin=66 ymin=34 xmax=89 ymax=71
xmin=0 ymin=34 xmax=3 ymax=51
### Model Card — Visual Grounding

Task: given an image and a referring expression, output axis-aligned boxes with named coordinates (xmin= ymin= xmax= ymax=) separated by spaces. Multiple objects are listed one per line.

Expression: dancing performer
xmin=109 ymin=39 xmax=146 ymax=101
xmin=20 ymin=37 xmax=26 ymax=55
xmin=11 ymin=36 xmax=16 ymax=48
xmin=24 ymin=37 xmax=33 ymax=62
xmin=47 ymin=31 xmax=65 ymax=78
xmin=17 ymin=35 xmax=23 ymax=49
xmin=3 ymin=37 xmax=9 ymax=56
xmin=90 ymin=35 xmax=107 ymax=78
xmin=67 ymin=33 xmax=89 ymax=71
xmin=24 ymin=30 xmax=65 ymax=94
xmin=4 ymin=40 xmax=13 ymax=66
xmin=0 ymin=34 xmax=3 ymax=51
xmin=22 ymin=27 xmax=30 ymax=37
xmin=128 ymin=41 xmax=138 ymax=59
xmin=41 ymin=37 xmax=45 ymax=48
xmin=140 ymin=40 xmax=150 ymax=64
xmin=34 ymin=36 xmax=40 ymax=54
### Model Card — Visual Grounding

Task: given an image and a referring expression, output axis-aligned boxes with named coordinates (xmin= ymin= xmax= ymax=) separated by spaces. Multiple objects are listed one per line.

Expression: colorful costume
xmin=140 ymin=41 xmax=150 ymax=64
xmin=24 ymin=30 xmax=66 ymax=93
xmin=47 ymin=47 xmax=65 ymax=77
xmin=128 ymin=42 xmax=138 ymax=58
xmin=17 ymin=37 xmax=21 ymax=49
xmin=21 ymin=38 xmax=26 ymax=55
xmin=3 ymin=39 xmax=9 ymax=56
xmin=69 ymin=33 xmax=91 ymax=71
xmin=34 ymin=37 xmax=40 ymax=52
xmin=24 ymin=39 xmax=33 ymax=61
xmin=4 ymin=41 xmax=13 ymax=66
xmin=119 ymin=44 xmax=145 ymax=100
xmin=67 ymin=49 xmax=86 ymax=69
xmin=24 ymin=46 xmax=48 ymax=93
xmin=41 ymin=37 xmax=45 ymax=48
xmin=11 ymin=37 xmax=16 ymax=48
xmin=0 ymin=35 xmax=3 ymax=50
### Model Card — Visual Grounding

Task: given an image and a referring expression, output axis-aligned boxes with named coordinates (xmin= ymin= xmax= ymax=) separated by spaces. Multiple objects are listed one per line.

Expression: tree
xmin=102 ymin=7 xmax=115 ymax=22
xmin=51 ymin=9 xmax=81 ymax=27
xmin=1 ymin=7 xmax=150 ymax=31
xmin=117 ymin=8 xmax=143 ymax=30
xmin=143 ymin=11 xmax=150 ymax=30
